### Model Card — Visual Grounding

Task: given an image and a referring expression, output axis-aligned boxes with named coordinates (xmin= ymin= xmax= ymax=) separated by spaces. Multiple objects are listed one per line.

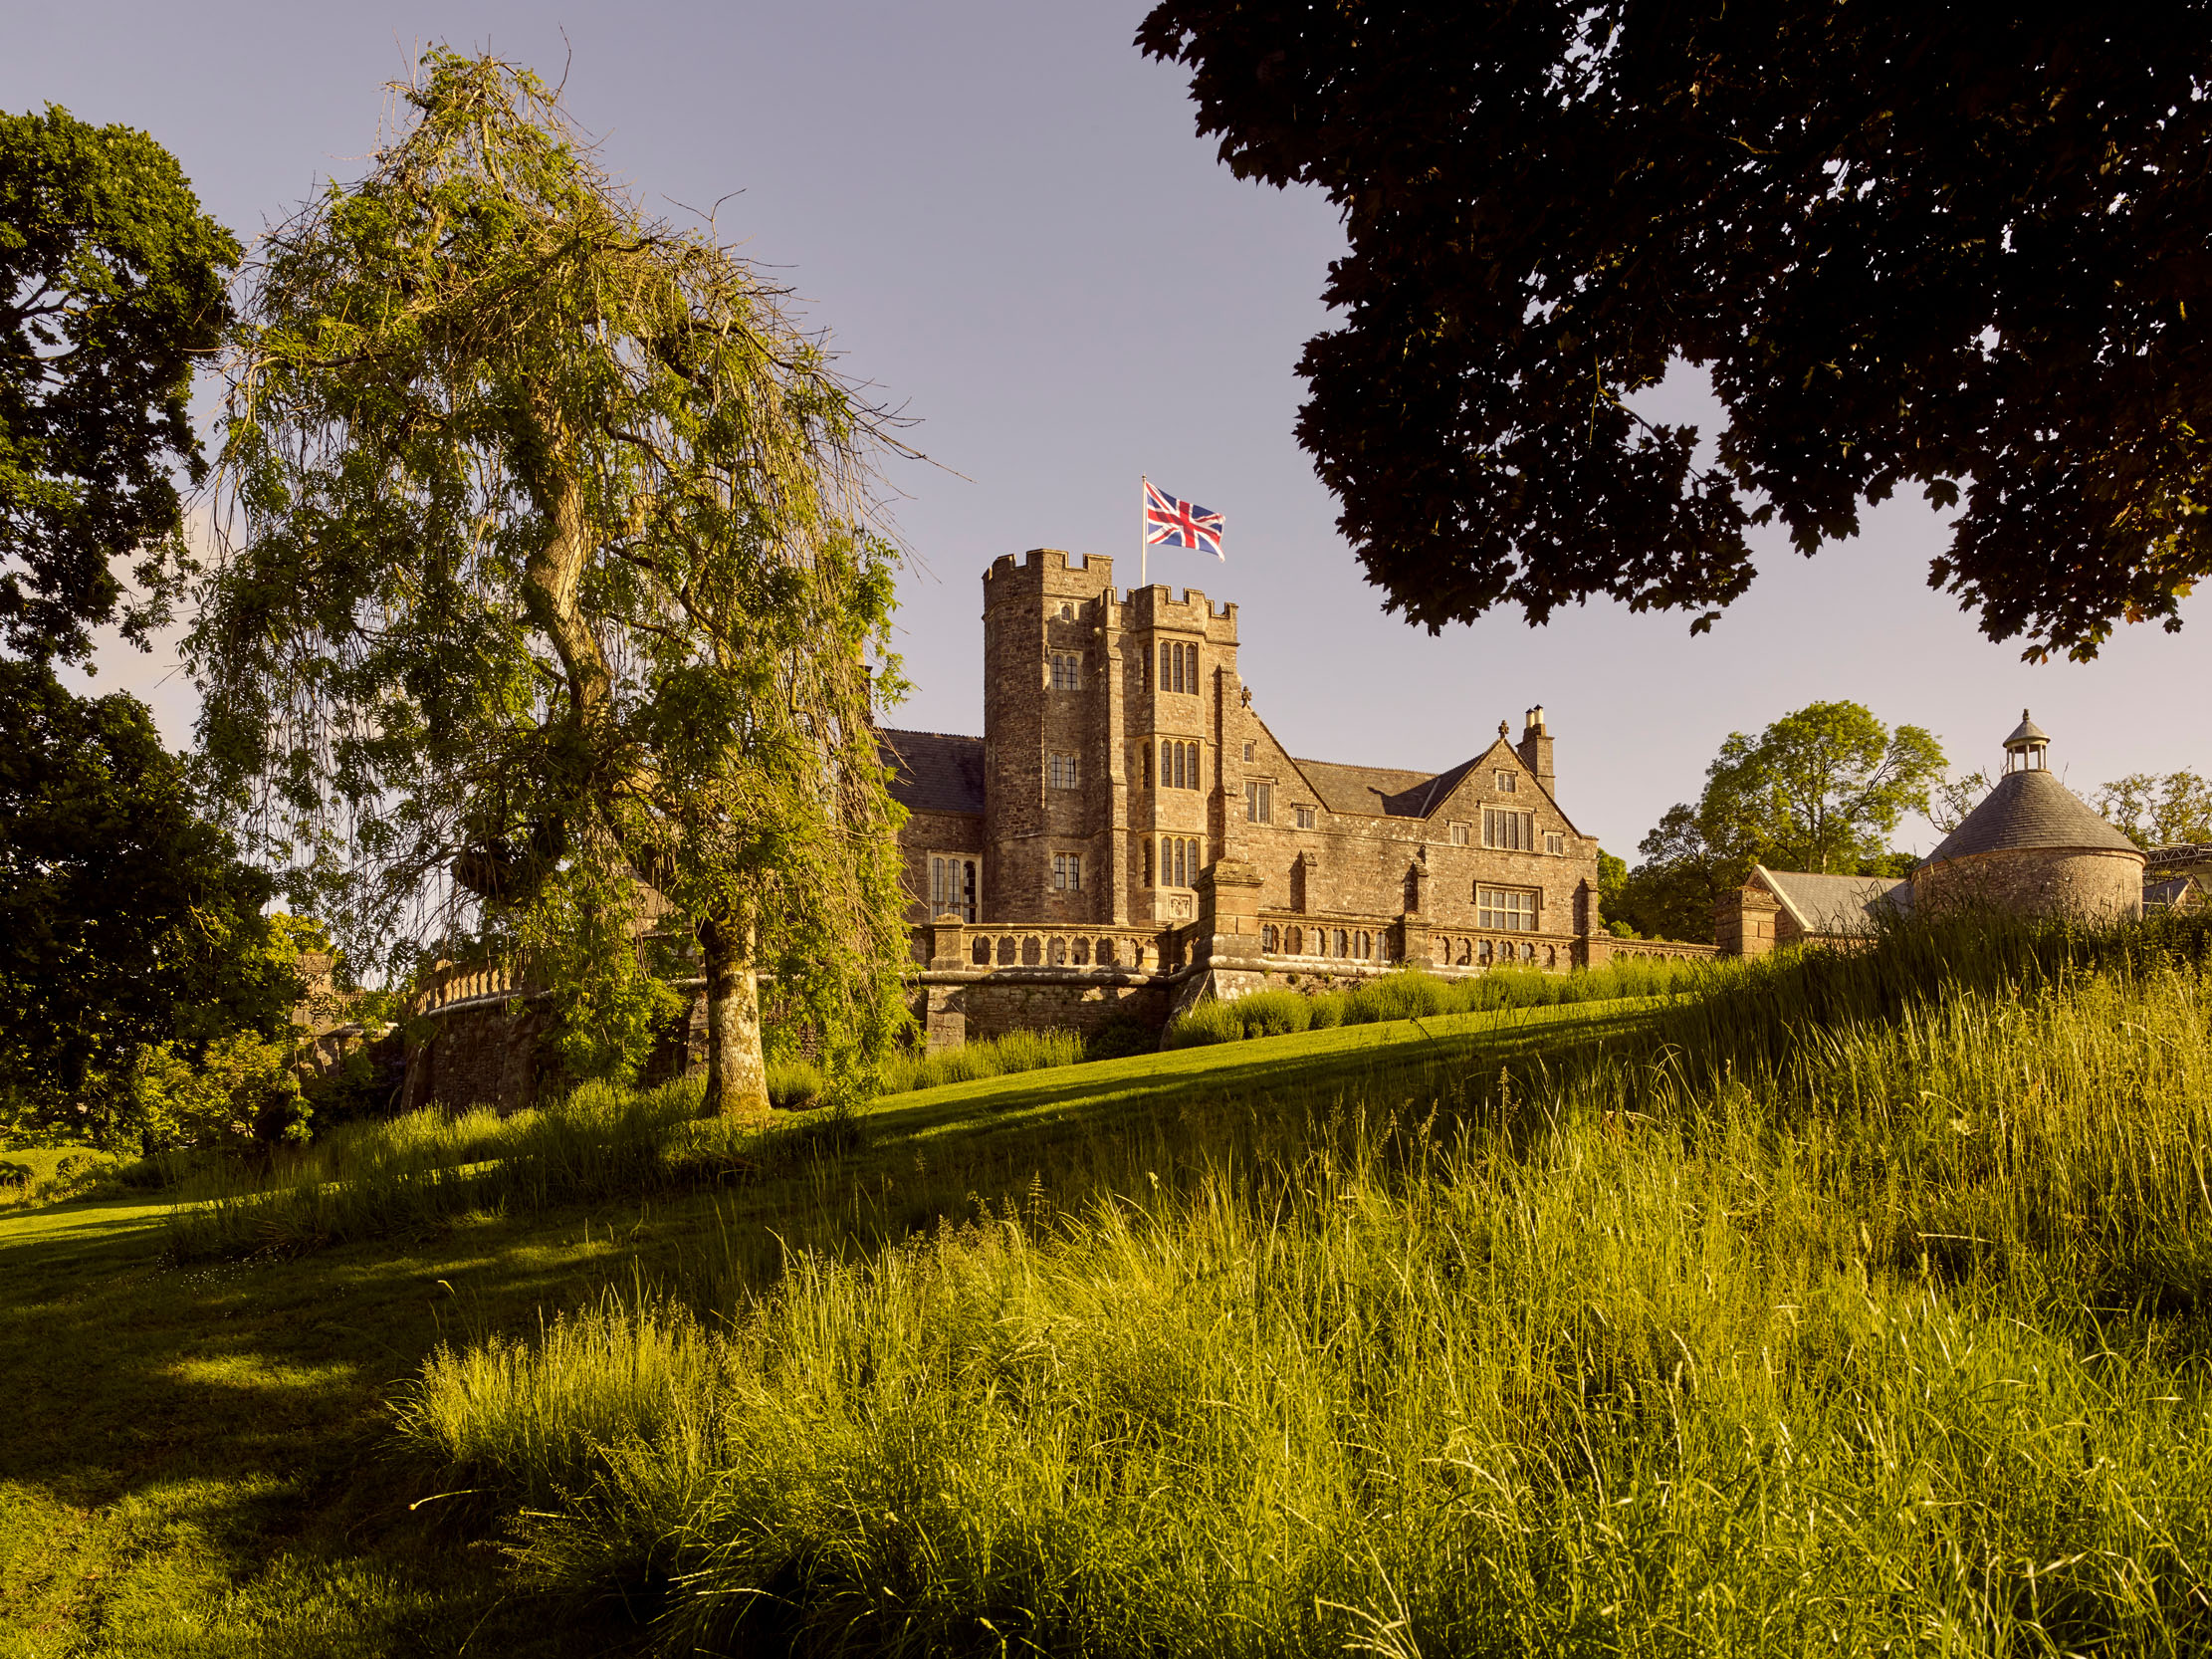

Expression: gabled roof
xmin=877 ymin=728 xmax=985 ymax=816
xmin=1288 ymin=756 xmax=1466 ymax=819
xmin=1919 ymin=768 xmax=2141 ymax=865
xmin=1753 ymin=866 xmax=1910 ymax=936
xmin=1281 ymin=734 xmax=1585 ymax=836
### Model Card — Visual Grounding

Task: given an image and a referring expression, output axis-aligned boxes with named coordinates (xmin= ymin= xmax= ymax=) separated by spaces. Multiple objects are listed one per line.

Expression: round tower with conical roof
xmin=1911 ymin=712 xmax=2143 ymax=919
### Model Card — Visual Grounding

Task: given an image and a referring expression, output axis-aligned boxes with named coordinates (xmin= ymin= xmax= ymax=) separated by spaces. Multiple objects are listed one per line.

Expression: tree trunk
xmin=700 ymin=913 xmax=772 ymax=1117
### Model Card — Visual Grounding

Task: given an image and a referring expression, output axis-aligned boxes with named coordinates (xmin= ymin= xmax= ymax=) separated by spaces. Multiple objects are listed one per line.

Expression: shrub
xmin=1160 ymin=1001 xmax=1241 ymax=1050
xmin=767 ymin=1057 xmax=826 ymax=1110
xmin=1230 ymin=990 xmax=1313 ymax=1038
xmin=1085 ymin=1016 xmax=1160 ymax=1062
xmin=1304 ymin=991 xmax=1348 ymax=1029
xmin=1343 ymin=972 xmax=1451 ymax=1025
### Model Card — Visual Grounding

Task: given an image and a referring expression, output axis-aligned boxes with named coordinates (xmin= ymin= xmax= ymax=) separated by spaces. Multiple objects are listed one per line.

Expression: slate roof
xmin=1918 ymin=768 xmax=2141 ymax=865
xmin=1754 ymin=867 xmax=1910 ymax=936
xmin=2145 ymin=874 xmax=2201 ymax=912
xmin=1289 ymin=756 xmax=1480 ymax=819
xmin=877 ymin=728 xmax=985 ymax=816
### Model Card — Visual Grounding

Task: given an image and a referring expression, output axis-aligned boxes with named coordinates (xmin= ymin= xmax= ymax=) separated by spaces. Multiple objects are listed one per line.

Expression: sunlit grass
xmin=395 ymin=912 xmax=2212 ymax=1656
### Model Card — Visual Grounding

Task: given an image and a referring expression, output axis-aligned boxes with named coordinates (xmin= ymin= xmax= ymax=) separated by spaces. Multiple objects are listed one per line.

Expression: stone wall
xmin=1912 ymin=845 xmax=2144 ymax=920
xmin=400 ymin=992 xmax=559 ymax=1115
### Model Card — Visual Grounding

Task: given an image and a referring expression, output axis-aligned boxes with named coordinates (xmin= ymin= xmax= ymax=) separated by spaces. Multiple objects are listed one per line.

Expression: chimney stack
xmin=1518 ymin=705 xmax=1555 ymax=795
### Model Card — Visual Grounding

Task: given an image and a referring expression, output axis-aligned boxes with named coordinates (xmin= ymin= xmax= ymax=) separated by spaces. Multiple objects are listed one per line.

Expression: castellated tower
xmin=980 ymin=549 xmax=1240 ymax=926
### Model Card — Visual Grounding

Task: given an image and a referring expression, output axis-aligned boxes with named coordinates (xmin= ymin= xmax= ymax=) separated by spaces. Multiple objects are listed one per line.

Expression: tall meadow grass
xmin=396 ymin=913 xmax=2212 ymax=1655
xmin=164 ymin=1079 xmax=853 ymax=1260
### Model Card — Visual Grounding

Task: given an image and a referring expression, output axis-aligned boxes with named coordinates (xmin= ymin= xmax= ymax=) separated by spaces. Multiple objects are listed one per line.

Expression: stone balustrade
xmin=925 ymin=917 xmax=1181 ymax=976
xmin=407 ymin=956 xmax=543 ymax=1016
xmin=1602 ymin=934 xmax=1721 ymax=962
xmin=1256 ymin=911 xmax=1402 ymax=966
xmin=1252 ymin=910 xmax=1584 ymax=974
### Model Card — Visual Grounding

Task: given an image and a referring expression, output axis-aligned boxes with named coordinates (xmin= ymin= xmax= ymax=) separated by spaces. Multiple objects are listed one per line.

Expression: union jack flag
xmin=1143 ymin=479 xmax=1225 ymax=559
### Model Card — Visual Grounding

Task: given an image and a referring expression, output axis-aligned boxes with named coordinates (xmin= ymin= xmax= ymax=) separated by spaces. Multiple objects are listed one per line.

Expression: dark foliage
xmin=1138 ymin=6 xmax=2212 ymax=659
xmin=0 ymin=106 xmax=237 ymax=660
xmin=0 ymin=662 xmax=295 ymax=1118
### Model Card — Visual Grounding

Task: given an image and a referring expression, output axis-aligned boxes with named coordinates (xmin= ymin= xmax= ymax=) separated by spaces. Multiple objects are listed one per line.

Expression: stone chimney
xmin=1517 ymin=706 xmax=1556 ymax=795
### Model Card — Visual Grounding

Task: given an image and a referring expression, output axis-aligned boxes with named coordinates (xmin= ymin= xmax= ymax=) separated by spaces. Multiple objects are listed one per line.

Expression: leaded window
xmin=1482 ymin=808 xmax=1535 ymax=850
xmin=1476 ymin=886 xmax=1538 ymax=930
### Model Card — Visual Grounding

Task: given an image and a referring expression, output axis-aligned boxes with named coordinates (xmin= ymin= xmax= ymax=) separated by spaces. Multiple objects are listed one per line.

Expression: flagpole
xmin=1139 ymin=474 xmax=1148 ymax=590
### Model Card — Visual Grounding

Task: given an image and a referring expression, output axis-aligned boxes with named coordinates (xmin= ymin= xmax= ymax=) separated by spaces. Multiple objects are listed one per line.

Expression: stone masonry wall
xmin=400 ymin=993 xmax=559 ymax=1115
xmin=1912 ymin=846 xmax=2144 ymax=920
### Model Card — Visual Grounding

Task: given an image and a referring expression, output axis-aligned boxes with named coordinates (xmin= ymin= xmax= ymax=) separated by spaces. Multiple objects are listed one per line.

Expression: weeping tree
xmin=190 ymin=53 xmax=912 ymax=1113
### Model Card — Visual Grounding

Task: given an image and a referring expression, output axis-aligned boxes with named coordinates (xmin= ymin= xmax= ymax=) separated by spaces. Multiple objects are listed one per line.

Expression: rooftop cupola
xmin=2002 ymin=710 xmax=2051 ymax=773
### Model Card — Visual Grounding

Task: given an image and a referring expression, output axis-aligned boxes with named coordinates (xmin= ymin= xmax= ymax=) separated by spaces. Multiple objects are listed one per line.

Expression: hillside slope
xmin=0 ymin=996 xmax=1656 ymax=1657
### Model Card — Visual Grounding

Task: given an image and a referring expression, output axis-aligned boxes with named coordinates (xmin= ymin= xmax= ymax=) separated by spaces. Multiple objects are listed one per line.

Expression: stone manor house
xmin=384 ymin=559 xmax=2199 ymax=1106
xmin=875 ymin=549 xmax=1675 ymax=1048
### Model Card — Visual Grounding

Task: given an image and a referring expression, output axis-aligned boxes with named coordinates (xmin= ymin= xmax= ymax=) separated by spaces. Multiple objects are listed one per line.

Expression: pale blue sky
xmin=13 ymin=1 xmax=2206 ymax=857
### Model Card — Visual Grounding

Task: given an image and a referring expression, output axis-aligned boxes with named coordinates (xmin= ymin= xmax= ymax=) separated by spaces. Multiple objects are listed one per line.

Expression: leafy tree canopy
xmin=1610 ymin=700 xmax=1944 ymax=940
xmin=1 ymin=106 xmax=237 ymax=660
xmin=0 ymin=661 xmax=300 ymax=1142
xmin=2095 ymin=770 xmax=2212 ymax=849
xmin=1138 ymin=6 xmax=2212 ymax=660
xmin=195 ymin=53 xmax=911 ymax=1113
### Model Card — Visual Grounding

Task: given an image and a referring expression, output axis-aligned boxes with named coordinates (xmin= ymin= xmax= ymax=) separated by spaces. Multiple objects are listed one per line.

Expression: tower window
xmin=1053 ymin=852 xmax=1083 ymax=891
xmin=1161 ymin=834 xmax=1201 ymax=888
xmin=1142 ymin=743 xmax=1154 ymax=789
xmin=1144 ymin=838 xmax=1155 ymax=885
xmin=1159 ymin=639 xmax=1199 ymax=695
xmin=1051 ymin=652 xmax=1082 ymax=691
xmin=1164 ymin=740 xmax=1199 ymax=791
xmin=1059 ymin=602 xmax=1075 ymax=620
xmin=1048 ymin=752 xmax=1079 ymax=790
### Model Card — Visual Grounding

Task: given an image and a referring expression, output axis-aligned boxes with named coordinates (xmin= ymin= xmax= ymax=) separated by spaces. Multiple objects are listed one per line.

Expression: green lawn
xmin=0 ymin=997 xmax=1661 ymax=1658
